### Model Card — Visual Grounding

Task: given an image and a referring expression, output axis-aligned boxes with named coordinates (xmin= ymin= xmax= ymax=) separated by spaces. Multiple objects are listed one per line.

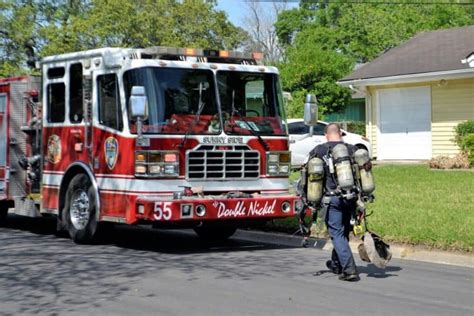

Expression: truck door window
xmin=47 ymin=83 xmax=65 ymax=123
xmin=47 ymin=67 xmax=65 ymax=79
xmin=98 ymin=74 xmax=123 ymax=131
xmin=69 ymin=63 xmax=83 ymax=123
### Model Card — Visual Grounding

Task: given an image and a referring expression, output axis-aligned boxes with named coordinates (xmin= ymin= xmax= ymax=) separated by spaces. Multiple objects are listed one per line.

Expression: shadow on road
xmin=1 ymin=215 xmax=295 ymax=254
xmin=358 ymin=264 xmax=402 ymax=278
xmin=0 ymin=215 xmax=306 ymax=315
xmin=312 ymin=263 xmax=402 ymax=279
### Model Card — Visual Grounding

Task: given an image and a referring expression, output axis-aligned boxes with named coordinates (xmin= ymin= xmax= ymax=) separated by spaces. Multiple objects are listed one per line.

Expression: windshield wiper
xmin=230 ymin=90 xmax=269 ymax=151
xmin=179 ymin=83 xmax=206 ymax=148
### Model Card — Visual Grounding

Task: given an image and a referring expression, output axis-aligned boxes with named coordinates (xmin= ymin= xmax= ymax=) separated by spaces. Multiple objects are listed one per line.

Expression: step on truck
xmin=0 ymin=47 xmax=310 ymax=243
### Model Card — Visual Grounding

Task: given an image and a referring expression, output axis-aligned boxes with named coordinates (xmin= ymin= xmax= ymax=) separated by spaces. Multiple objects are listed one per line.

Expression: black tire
xmin=0 ymin=202 xmax=8 ymax=226
xmin=194 ymin=225 xmax=237 ymax=241
xmin=356 ymin=144 xmax=368 ymax=152
xmin=63 ymin=174 xmax=98 ymax=244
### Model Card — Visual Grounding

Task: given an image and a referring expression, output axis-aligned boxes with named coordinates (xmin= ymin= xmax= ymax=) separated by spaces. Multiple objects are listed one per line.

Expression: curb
xmin=234 ymin=230 xmax=474 ymax=268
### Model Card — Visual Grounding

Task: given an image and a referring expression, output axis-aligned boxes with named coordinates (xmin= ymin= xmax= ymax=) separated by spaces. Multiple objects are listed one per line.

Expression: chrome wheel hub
xmin=70 ymin=189 xmax=90 ymax=230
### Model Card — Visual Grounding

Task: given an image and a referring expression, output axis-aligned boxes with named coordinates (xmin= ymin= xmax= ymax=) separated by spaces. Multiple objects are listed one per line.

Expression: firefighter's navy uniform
xmin=309 ymin=141 xmax=359 ymax=280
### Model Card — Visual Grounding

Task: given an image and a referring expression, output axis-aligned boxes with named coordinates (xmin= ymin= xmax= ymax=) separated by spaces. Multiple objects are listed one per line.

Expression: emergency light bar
xmin=138 ymin=46 xmax=263 ymax=64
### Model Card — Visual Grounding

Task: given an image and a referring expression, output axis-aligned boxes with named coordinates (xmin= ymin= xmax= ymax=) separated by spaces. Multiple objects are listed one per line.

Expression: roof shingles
xmin=340 ymin=25 xmax=474 ymax=81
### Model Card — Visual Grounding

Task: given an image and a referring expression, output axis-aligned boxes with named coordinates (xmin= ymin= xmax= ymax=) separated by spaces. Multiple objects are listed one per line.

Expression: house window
xmin=69 ymin=63 xmax=83 ymax=123
xmin=47 ymin=83 xmax=65 ymax=123
xmin=98 ymin=74 xmax=123 ymax=131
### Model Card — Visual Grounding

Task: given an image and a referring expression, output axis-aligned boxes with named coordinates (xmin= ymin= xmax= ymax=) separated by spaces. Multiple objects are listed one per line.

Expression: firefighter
xmin=308 ymin=123 xmax=360 ymax=282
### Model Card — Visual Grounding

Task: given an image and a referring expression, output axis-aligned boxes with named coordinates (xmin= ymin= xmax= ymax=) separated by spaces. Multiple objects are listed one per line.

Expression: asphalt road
xmin=0 ymin=216 xmax=473 ymax=316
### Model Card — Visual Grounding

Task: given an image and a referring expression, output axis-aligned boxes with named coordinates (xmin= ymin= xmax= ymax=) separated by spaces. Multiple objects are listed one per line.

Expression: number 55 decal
xmin=154 ymin=202 xmax=172 ymax=220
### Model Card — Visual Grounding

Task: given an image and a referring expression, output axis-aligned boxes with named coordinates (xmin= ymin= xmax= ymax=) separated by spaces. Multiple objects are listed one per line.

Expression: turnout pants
xmin=325 ymin=196 xmax=357 ymax=274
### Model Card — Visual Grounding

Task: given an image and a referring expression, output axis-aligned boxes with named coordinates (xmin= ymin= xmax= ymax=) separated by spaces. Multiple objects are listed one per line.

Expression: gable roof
xmin=340 ymin=26 xmax=474 ymax=82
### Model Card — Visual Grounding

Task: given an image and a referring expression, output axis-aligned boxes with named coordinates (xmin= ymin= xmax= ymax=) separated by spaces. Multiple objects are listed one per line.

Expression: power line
xmin=250 ymin=0 xmax=474 ymax=5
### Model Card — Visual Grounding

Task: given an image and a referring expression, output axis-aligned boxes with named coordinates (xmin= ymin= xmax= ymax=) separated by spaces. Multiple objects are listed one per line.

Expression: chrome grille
xmin=187 ymin=145 xmax=260 ymax=180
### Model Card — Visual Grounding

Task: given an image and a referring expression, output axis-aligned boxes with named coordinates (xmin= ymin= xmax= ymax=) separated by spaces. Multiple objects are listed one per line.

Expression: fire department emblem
xmin=104 ymin=137 xmax=119 ymax=170
xmin=46 ymin=134 xmax=61 ymax=164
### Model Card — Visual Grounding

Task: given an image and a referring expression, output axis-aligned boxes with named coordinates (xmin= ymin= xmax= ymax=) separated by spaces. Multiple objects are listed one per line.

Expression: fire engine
xmin=0 ymin=47 xmax=312 ymax=244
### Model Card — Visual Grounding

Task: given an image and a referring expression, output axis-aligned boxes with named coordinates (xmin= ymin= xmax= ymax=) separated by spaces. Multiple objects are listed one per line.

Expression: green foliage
xmin=346 ymin=122 xmax=366 ymax=136
xmin=284 ymin=90 xmax=307 ymax=119
xmin=455 ymin=120 xmax=474 ymax=146
xmin=274 ymin=8 xmax=313 ymax=48
xmin=454 ymin=120 xmax=474 ymax=166
xmin=461 ymin=134 xmax=474 ymax=166
xmin=0 ymin=0 xmax=248 ymax=76
xmin=279 ymin=39 xmax=353 ymax=116
xmin=276 ymin=2 xmax=474 ymax=119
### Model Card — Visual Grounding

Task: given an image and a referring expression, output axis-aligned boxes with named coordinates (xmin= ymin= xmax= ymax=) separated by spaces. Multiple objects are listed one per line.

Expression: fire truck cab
xmin=0 ymin=47 xmax=303 ymax=243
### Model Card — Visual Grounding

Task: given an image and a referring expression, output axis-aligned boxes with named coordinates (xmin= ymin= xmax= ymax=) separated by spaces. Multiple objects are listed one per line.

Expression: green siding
xmin=325 ymin=98 xmax=365 ymax=122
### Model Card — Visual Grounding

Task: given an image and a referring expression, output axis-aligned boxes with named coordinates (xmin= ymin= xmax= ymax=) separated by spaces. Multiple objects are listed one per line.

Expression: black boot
xmin=326 ymin=260 xmax=342 ymax=274
xmin=327 ymin=249 xmax=342 ymax=274
xmin=339 ymin=257 xmax=359 ymax=282
xmin=338 ymin=272 xmax=360 ymax=282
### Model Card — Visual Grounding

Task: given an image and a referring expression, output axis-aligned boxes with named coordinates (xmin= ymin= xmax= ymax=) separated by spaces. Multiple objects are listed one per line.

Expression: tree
xmin=0 ymin=0 xmax=248 ymax=76
xmin=276 ymin=1 xmax=474 ymax=118
xmin=241 ymin=0 xmax=288 ymax=63
xmin=279 ymin=40 xmax=353 ymax=118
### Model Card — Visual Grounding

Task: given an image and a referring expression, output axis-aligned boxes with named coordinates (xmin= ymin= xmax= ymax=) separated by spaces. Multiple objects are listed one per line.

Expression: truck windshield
xmin=124 ymin=67 xmax=220 ymax=134
xmin=216 ymin=71 xmax=286 ymax=136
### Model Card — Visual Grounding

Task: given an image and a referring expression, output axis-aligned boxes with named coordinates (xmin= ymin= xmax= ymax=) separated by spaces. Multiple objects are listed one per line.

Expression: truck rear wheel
xmin=194 ymin=225 xmax=237 ymax=241
xmin=63 ymin=174 xmax=98 ymax=244
xmin=0 ymin=202 xmax=8 ymax=226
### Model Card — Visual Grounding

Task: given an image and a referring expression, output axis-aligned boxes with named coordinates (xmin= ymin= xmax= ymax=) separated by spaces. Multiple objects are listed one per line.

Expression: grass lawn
xmin=267 ymin=165 xmax=474 ymax=252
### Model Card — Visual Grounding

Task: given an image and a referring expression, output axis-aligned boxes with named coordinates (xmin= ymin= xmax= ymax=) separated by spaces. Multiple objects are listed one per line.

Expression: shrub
xmin=453 ymin=120 xmax=474 ymax=167
xmin=345 ymin=121 xmax=366 ymax=136
xmin=454 ymin=120 xmax=474 ymax=147
xmin=461 ymin=133 xmax=474 ymax=166
xmin=429 ymin=152 xmax=471 ymax=169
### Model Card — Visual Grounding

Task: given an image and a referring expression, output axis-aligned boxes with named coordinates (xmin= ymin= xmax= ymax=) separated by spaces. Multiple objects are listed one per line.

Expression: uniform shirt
xmin=309 ymin=141 xmax=356 ymax=192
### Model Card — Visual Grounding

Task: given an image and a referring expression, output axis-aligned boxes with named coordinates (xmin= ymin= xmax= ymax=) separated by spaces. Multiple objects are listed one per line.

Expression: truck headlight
xmin=266 ymin=151 xmax=291 ymax=176
xmin=135 ymin=151 xmax=179 ymax=177
xmin=135 ymin=165 xmax=147 ymax=174
xmin=149 ymin=165 xmax=162 ymax=174
xmin=279 ymin=165 xmax=289 ymax=174
xmin=164 ymin=165 xmax=177 ymax=175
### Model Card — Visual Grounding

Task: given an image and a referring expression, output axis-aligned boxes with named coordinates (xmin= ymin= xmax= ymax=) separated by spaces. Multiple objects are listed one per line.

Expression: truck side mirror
xmin=130 ymin=86 xmax=148 ymax=120
xmin=303 ymin=94 xmax=318 ymax=126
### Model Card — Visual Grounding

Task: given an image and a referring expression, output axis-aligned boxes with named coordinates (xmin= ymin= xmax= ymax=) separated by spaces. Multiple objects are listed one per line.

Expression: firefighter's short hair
xmin=324 ymin=123 xmax=341 ymax=135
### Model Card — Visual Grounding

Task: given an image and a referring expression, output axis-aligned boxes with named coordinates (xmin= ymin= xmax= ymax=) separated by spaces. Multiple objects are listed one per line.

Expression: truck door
xmin=93 ymin=72 xmax=127 ymax=219
xmin=67 ymin=62 xmax=90 ymax=165
xmin=42 ymin=63 xmax=89 ymax=213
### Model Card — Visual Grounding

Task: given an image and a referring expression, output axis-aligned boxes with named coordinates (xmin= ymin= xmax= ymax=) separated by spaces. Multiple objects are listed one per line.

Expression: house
xmin=338 ymin=26 xmax=474 ymax=160
xmin=325 ymin=90 xmax=366 ymax=123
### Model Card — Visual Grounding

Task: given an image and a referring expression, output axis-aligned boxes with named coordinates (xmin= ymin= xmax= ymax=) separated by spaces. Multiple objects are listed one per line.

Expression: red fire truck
xmin=0 ymin=47 xmax=307 ymax=244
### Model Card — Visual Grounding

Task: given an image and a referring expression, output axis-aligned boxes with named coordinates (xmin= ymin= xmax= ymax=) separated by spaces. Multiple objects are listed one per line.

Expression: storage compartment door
xmin=0 ymin=93 xmax=7 ymax=195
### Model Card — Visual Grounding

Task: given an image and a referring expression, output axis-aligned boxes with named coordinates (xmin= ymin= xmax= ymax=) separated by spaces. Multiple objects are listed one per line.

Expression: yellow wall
xmin=365 ymin=78 xmax=474 ymax=158
xmin=432 ymin=78 xmax=474 ymax=156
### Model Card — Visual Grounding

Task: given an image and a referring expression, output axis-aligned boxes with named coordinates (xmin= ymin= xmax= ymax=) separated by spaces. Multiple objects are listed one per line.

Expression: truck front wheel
xmin=194 ymin=225 xmax=237 ymax=241
xmin=63 ymin=174 xmax=98 ymax=244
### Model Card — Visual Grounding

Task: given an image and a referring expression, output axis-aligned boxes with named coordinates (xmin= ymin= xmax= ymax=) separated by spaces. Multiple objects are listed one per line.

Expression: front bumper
xmin=135 ymin=194 xmax=301 ymax=222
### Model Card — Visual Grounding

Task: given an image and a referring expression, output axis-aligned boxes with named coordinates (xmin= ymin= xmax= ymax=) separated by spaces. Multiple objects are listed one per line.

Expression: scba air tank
xmin=331 ymin=144 xmax=355 ymax=191
xmin=353 ymin=148 xmax=375 ymax=194
xmin=306 ymin=157 xmax=325 ymax=204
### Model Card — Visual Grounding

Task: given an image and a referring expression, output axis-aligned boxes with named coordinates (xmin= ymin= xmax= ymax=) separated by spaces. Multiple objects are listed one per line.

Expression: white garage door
xmin=377 ymin=86 xmax=432 ymax=160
